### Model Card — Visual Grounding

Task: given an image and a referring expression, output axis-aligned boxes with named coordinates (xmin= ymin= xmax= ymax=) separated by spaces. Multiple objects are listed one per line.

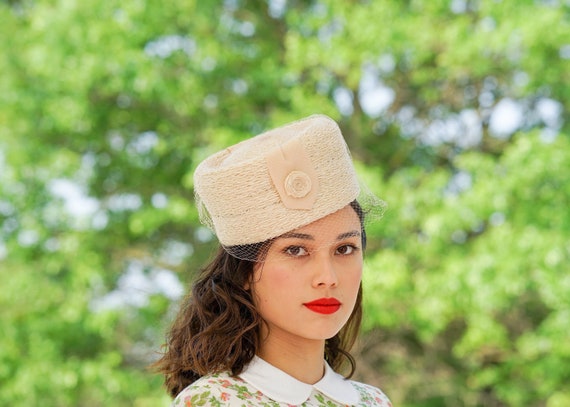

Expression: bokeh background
xmin=1 ymin=0 xmax=569 ymax=406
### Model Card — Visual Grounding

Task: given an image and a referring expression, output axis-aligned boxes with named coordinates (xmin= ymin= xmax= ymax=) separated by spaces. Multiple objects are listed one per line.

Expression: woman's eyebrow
xmin=279 ymin=232 xmax=314 ymax=240
xmin=337 ymin=230 xmax=361 ymax=240
xmin=278 ymin=230 xmax=361 ymax=241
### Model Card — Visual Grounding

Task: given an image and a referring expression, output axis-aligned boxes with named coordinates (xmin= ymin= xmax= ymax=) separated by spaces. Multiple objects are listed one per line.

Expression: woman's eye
xmin=336 ymin=244 xmax=358 ymax=255
xmin=284 ymin=246 xmax=308 ymax=257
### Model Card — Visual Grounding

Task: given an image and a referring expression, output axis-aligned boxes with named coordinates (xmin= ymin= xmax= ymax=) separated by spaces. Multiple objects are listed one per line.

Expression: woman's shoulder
xmin=348 ymin=380 xmax=393 ymax=406
xmin=171 ymin=372 xmax=268 ymax=407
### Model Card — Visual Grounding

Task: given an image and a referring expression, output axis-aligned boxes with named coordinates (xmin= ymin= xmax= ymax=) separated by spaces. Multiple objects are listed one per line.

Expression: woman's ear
xmin=245 ymin=262 xmax=263 ymax=291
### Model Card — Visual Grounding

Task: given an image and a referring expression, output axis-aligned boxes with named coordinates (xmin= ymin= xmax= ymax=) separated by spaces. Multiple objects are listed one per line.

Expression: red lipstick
xmin=303 ymin=298 xmax=341 ymax=314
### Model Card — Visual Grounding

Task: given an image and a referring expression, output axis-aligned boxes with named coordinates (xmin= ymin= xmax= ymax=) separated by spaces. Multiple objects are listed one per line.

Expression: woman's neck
xmin=257 ymin=332 xmax=326 ymax=384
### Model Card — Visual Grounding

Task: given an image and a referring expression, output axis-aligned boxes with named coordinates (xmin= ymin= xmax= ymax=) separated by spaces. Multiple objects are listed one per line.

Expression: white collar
xmin=239 ymin=356 xmax=360 ymax=405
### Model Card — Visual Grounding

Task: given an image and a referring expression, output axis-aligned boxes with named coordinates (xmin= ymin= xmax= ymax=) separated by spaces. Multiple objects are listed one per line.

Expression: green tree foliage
xmin=1 ymin=0 xmax=568 ymax=406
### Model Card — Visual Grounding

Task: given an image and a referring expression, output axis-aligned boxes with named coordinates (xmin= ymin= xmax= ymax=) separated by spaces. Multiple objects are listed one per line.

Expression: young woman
xmin=154 ymin=115 xmax=391 ymax=406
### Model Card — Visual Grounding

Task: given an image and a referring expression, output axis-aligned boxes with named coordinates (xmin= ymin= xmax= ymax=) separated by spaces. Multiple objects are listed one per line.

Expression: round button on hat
xmin=284 ymin=170 xmax=312 ymax=198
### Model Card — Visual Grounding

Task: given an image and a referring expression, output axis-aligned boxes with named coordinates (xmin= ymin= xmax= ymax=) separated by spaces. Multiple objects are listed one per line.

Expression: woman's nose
xmin=312 ymin=254 xmax=339 ymax=288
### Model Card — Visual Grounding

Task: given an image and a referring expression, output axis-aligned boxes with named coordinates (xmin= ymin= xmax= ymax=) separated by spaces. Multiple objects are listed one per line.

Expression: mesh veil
xmin=195 ymin=180 xmax=385 ymax=263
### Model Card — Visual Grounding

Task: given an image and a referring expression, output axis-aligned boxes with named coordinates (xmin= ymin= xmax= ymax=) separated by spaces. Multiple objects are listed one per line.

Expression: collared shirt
xmin=172 ymin=356 xmax=392 ymax=406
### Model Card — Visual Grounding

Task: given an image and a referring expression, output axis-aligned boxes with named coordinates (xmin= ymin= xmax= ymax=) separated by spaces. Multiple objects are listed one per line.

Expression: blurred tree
xmin=0 ymin=0 xmax=568 ymax=406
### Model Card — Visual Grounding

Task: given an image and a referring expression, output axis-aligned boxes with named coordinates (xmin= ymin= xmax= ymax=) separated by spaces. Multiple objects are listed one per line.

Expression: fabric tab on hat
xmin=265 ymin=138 xmax=319 ymax=210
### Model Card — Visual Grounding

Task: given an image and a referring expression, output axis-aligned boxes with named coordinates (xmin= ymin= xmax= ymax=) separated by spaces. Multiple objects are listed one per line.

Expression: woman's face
xmin=249 ymin=205 xmax=363 ymax=345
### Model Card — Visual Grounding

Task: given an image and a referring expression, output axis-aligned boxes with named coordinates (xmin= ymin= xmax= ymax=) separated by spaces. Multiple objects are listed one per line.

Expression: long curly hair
xmin=153 ymin=201 xmax=366 ymax=398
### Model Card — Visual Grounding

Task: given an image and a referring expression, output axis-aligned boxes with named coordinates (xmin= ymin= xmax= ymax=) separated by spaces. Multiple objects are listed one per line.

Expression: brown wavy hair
xmin=153 ymin=201 xmax=366 ymax=398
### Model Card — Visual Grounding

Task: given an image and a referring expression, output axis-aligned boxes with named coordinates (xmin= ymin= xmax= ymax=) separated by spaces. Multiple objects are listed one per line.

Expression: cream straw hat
xmin=194 ymin=114 xmax=383 ymax=256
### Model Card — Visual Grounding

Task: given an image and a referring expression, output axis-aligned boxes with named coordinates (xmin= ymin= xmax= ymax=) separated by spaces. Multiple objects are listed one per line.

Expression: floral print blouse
xmin=172 ymin=356 xmax=392 ymax=407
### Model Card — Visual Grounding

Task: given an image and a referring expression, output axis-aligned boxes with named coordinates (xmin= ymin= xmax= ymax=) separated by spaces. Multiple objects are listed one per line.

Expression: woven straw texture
xmin=194 ymin=114 xmax=360 ymax=246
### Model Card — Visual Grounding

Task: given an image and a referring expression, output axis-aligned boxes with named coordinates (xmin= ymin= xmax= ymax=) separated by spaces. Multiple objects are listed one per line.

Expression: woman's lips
xmin=303 ymin=298 xmax=341 ymax=314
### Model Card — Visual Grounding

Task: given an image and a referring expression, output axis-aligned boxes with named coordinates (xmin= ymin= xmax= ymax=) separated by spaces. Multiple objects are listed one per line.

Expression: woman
xmin=154 ymin=115 xmax=391 ymax=406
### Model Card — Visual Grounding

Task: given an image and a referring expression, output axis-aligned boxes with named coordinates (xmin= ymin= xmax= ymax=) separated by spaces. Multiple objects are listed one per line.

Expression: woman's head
xmin=248 ymin=204 xmax=364 ymax=352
